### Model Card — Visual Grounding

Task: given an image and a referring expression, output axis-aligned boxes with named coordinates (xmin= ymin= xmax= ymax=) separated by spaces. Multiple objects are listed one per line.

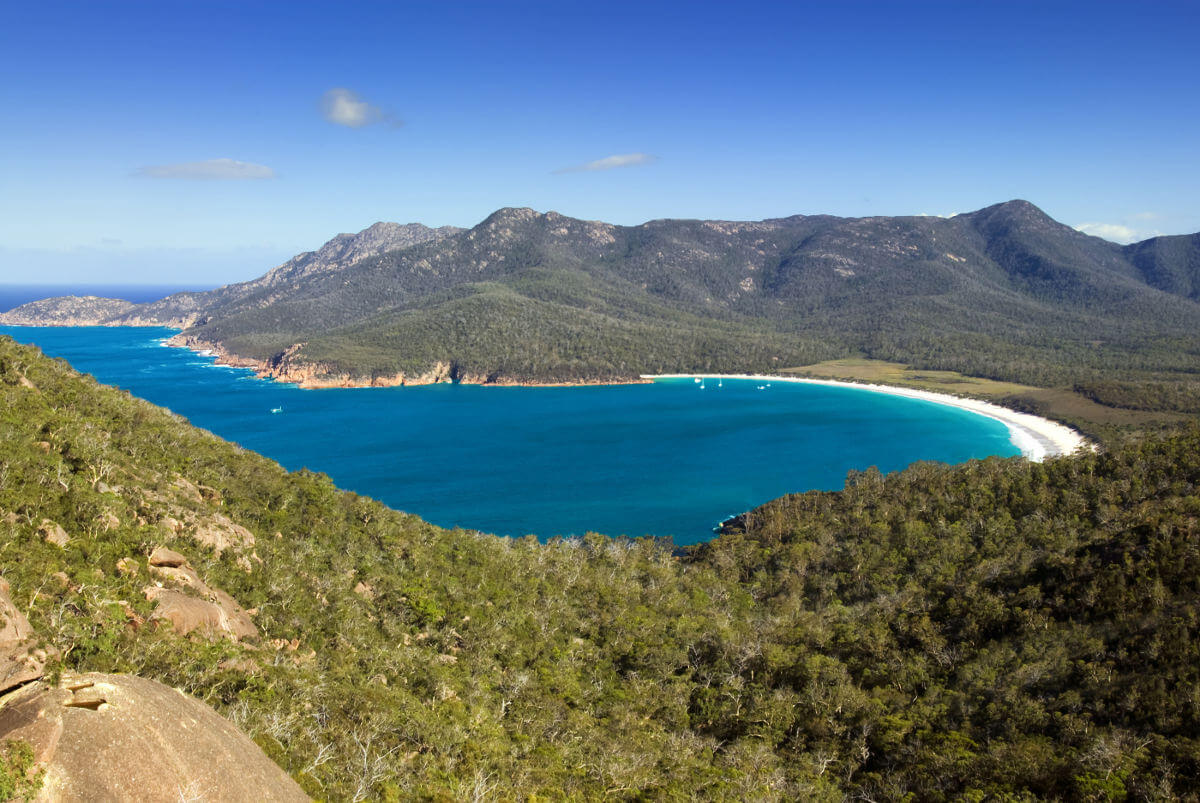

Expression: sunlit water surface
xmin=1 ymin=325 xmax=1019 ymax=543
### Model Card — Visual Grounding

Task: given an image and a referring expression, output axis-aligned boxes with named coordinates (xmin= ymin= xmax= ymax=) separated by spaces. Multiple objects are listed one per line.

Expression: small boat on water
xmin=270 ymin=407 xmax=283 ymax=414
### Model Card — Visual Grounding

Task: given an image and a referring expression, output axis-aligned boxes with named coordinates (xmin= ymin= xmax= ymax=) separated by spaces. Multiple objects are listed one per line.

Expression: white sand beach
xmin=644 ymin=374 xmax=1091 ymax=462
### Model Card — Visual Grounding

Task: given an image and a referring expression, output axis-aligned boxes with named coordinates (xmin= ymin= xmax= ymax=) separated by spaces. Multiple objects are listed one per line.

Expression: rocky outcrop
xmin=165 ymin=334 xmax=458 ymax=388
xmin=0 ymin=577 xmax=46 ymax=694
xmin=1 ymin=571 xmax=294 ymax=800
xmin=144 ymin=549 xmax=257 ymax=641
xmin=190 ymin=513 xmax=255 ymax=556
xmin=255 ymin=221 xmax=463 ymax=290
xmin=0 ymin=673 xmax=308 ymax=802
xmin=38 ymin=519 xmax=69 ymax=548
xmin=263 ymin=357 xmax=454 ymax=389
xmin=167 ymin=333 xmax=642 ymax=388
xmin=148 ymin=546 xmax=187 ymax=568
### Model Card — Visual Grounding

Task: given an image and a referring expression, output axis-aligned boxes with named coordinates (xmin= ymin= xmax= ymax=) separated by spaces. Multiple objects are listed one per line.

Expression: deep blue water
xmin=0 ymin=284 xmax=215 ymax=312
xmin=0 ymin=325 xmax=1020 ymax=543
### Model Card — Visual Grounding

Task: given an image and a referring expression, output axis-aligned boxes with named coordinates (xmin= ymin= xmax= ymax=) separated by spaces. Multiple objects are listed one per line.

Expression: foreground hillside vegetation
xmin=3 ymin=334 xmax=1200 ymax=799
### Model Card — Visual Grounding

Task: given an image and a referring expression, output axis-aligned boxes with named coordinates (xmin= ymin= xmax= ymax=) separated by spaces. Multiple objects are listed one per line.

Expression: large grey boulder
xmin=0 ymin=672 xmax=308 ymax=802
xmin=143 ymin=548 xmax=258 ymax=641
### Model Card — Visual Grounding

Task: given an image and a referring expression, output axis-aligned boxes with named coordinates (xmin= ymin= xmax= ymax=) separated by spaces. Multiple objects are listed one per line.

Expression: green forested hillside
xmin=4 ymin=334 xmax=1200 ymax=799
xmin=177 ymin=201 xmax=1200 ymax=396
xmin=6 ymin=201 xmax=1200 ymax=407
xmin=1124 ymin=233 xmax=1200 ymax=301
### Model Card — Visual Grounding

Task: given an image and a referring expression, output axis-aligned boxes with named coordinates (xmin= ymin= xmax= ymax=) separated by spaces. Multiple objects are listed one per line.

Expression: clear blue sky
xmin=2 ymin=0 xmax=1197 ymax=284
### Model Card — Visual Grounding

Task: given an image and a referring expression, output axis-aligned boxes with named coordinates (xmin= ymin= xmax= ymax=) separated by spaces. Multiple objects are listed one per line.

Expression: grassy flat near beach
xmin=782 ymin=358 xmax=1190 ymax=437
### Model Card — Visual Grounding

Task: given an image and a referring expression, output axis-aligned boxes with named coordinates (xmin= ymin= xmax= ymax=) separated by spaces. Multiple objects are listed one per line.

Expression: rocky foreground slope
xmin=4 ymin=329 xmax=1200 ymax=798
xmin=0 ymin=578 xmax=305 ymax=801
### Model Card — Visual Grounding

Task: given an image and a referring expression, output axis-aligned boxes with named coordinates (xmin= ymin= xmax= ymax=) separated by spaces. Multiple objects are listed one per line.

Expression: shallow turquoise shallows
xmin=2 ymin=326 xmax=1019 ymax=544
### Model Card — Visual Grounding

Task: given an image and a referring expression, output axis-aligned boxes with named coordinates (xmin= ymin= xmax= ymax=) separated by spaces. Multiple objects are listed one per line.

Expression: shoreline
xmin=0 ymin=324 xmax=1091 ymax=459
xmin=164 ymin=333 xmax=650 ymax=389
xmin=644 ymin=373 xmax=1091 ymax=462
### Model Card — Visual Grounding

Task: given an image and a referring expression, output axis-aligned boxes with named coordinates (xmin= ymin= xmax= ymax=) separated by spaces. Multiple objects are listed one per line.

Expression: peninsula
xmin=4 ymin=202 xmax=1199 ymax=411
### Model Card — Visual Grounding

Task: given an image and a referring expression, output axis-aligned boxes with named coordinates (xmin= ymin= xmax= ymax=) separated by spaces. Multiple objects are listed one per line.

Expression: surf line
xmin=643 ymin=374 xmax=1091 ymax=462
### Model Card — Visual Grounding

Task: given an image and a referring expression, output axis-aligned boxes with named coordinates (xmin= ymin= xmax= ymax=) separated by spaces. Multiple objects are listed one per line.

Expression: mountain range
xmin=5 ymin=200 xmax=1199 ymax=392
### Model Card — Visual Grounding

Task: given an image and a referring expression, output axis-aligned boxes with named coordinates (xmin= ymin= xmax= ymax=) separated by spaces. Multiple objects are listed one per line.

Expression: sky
xmin=1 ymin=0 xmax=1198 ymax=284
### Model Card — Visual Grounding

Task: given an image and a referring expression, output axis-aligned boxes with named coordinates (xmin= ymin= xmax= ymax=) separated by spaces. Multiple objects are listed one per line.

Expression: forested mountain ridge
xmin=1124 ymin=232 xmax=1200 ymax=300
xmin=4 ymin=201 xmax=1200 ymax=395
xmin=4 ymin=332 xmax=1200 ymax=799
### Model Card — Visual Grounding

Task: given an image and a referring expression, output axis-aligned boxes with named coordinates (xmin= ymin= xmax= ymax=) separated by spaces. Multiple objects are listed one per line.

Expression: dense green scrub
xmin=2 ymin=334 xmax=1199 ymax=799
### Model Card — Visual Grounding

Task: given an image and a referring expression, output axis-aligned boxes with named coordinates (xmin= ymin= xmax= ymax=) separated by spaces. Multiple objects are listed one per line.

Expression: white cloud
xmin=320 ymin=88 xmax=398 ymax=128
xmin=554 ymin=152 xmax=657 ymax=173
xmin=1075 ymin=222 xmax=1155 ymax=244
xmin=136 ymin=158 xmax=276 ymax=180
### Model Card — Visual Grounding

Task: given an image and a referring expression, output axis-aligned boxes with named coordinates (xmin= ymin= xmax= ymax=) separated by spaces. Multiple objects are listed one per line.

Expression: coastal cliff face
xmin=256 ymin=221 xmax=464 ymax=290
xmin=166 ymin=333 xmax=454 ymax=388
xmin=167 ymin=333 xmax=640 ymax=388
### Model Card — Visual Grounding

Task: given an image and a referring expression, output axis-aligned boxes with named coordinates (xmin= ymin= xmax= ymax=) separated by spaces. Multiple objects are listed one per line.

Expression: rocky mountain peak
xmin=962 ymin=198 xmax=1069 ymax=239
xmin=256 ymin=219 xmax=463 ymax=289
xmin=969 ymin=198 xmax=1055 ymax=223
xmin=481 ymin=207 xmax=541 ymax=227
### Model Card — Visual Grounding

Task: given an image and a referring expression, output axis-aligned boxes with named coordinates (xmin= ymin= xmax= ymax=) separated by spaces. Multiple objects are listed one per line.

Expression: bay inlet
xmin=2 ymin=325 xmax=1023 ymax=544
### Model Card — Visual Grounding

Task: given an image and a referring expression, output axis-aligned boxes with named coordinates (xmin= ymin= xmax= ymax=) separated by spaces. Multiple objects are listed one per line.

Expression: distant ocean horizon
xmin=0 ymin=283 xmax=217 ymax=313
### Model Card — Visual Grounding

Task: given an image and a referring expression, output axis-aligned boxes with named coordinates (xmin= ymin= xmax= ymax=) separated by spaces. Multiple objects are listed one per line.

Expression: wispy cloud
xmin=554 ymin=152 xmax=657 ymax=174
xmin=136 ymin=158 xmax=276 ymax=180
xmin=1075 ymin=221 xmax=1162 ymax=244
xmin=320 ymin=88 xmax=400 ymax=128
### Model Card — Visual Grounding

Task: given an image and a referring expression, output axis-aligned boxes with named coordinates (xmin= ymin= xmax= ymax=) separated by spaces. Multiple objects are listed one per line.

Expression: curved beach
xmin=644 ymin=374 xmax=1090 ymax=462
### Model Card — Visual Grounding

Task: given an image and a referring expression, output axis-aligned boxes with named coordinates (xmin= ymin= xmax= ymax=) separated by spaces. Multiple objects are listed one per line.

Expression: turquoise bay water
xmin=1 ymin=325 xmax=1019 ymax=544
